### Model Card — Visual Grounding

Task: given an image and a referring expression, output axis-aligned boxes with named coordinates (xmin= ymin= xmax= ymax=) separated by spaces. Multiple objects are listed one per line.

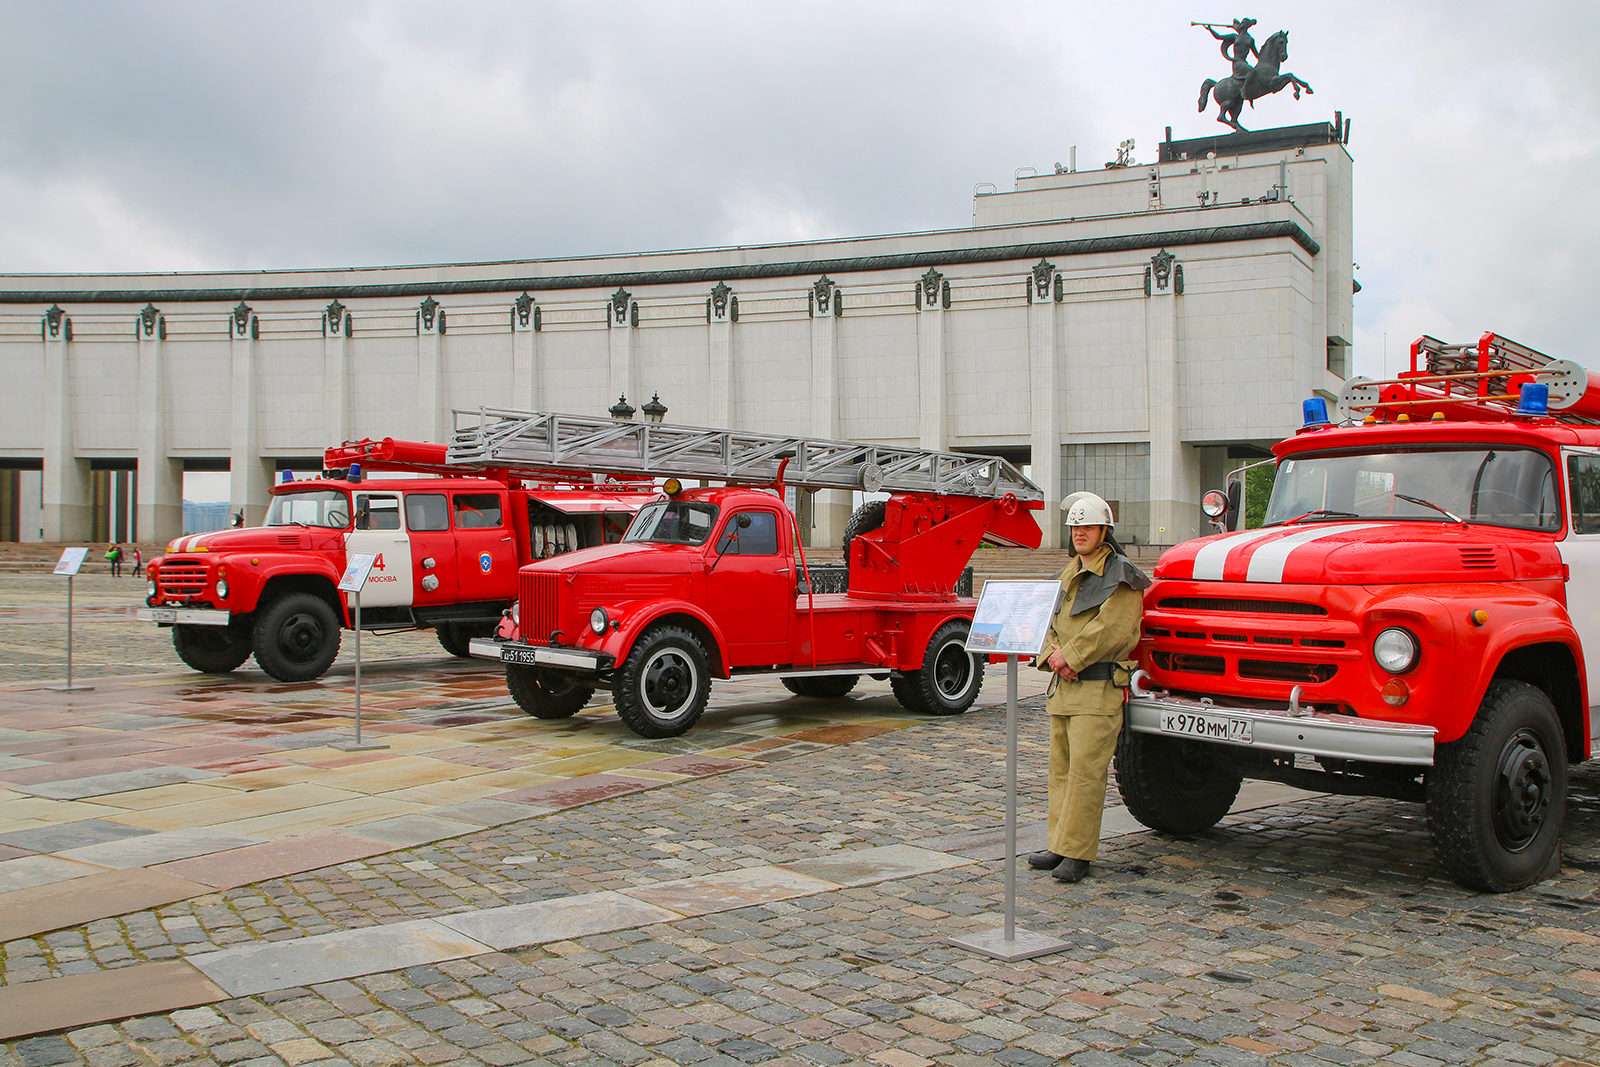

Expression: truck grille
xmin=1157 ymin=597 xmax=1326 ymax=615
xmin=519 ymin=572 xmax=561 ymax=643
xmin=154 ymin=560 xmax=207 ymax=598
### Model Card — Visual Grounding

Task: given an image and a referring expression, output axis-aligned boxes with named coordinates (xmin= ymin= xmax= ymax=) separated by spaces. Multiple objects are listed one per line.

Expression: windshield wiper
xmin=1394 ymin=493 xmax=1465 ymax=525
xmin=1267 ymin=509 xmax=1359 ymax=527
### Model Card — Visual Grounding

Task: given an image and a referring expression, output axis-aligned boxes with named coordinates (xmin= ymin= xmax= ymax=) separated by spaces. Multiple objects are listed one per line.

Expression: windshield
xmin=622 ymin=500 xmax=718 ymax=545
xmin=1263 ymin=447 xmax=1558 ymax=530
xmin=265 ymin=489 xmax=351 ymax=529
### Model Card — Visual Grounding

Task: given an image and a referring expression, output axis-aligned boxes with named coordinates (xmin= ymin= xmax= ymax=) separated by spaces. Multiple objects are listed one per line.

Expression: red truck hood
xmin=529 ymin=542 xmax=702 ymax=576
xmin=164 ymin=526 xmax=332 ymax=555
xmin=1155 ymin=522 xmax=1557 ymax=585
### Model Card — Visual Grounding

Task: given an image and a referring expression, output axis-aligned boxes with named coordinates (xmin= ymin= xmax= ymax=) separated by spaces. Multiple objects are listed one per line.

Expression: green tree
xmin=1244 ymin=462 xmax=1278 ymax=529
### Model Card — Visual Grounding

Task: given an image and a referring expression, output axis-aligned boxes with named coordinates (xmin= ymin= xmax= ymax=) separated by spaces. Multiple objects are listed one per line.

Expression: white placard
xmin=53 ymin=547 xmax=89 ymax=576
xmin=964 ymin=579 xmax=1062 ymax=656
xmin=338 ymin=552 xmax=378 ymax=593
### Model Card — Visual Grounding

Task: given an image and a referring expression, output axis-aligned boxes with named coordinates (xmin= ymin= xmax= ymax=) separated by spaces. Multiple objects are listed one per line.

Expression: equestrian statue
xmin=1194 ymin=18 xmax=1314 ymax=133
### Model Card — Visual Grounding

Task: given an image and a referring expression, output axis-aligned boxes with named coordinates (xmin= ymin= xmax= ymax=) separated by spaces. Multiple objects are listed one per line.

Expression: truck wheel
xmin=171 ymin=625 xmax=252 ymax=674
xmin=892 ymin=620 xmax=982 ymax=715
xmin=436 ymin=622 xmax=492 ymax=659
xmin=614 ymin=625 xmax=712 ymax=738
xmin=781 ymin=675 xmax=860 ymax=699
xmin=1426 ymin=680 xmax=1567 ymax=892
xmin=252 ymin=592 xmax=341 ymax=682
xmin=505 ymin=664 xmax=594 ymax=719
xmin=1114 ymin=729 xmax=1243 ymax=835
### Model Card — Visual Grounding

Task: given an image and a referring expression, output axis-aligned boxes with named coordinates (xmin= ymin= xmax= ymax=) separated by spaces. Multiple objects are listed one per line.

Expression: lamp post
xmin=609 ymin=394 xmax=635 ymax=420
xmin=642 ymin=393 xmax=668 ymax=424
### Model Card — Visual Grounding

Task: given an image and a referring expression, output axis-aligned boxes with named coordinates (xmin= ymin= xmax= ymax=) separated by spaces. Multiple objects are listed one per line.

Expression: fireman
xmin=1029 ymin=492 xmax=1150 ymax=883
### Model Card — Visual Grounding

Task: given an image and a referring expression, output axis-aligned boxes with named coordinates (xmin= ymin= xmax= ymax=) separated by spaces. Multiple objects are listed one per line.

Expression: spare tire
xmin=841 ymin=500 xmax=887 ymax=578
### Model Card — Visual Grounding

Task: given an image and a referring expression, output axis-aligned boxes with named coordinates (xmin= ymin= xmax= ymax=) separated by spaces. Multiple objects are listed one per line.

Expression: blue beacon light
xmin=1301 ymin=397 xmax=1332 ymax=428
xmin=348 ymin=463 xmax=363 ymax=483
xmin=280 ymin=470 xmax=295 ymax=484
xmin=1515 ymin=382 xmax=1550 ymax=417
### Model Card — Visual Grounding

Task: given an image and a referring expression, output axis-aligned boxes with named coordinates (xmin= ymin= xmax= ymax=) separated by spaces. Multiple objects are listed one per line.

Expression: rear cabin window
xmin=405 ymin=493 xmax=450 ymax=532
xmin=453 ymin=493 xmax=503 ymax=529
xmin=717 ymin=511 xmax=780 ymax=555
xmin=1569 ymin=455 xmax=1600 ymax=534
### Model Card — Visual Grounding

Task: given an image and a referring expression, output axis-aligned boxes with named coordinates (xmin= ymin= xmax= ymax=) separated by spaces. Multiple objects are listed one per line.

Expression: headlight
xmin=146 ymin=579 xmax=156 ymax=599
xmin=215 ymin=579 xmax=229 ymax=600
xmin=511 ymin=601 xmax=520 ymax=624
xmin=1373 ymin=627 xmax=1418 ymax=674
xmin=590 ymin=607 xmax=609 ymax=635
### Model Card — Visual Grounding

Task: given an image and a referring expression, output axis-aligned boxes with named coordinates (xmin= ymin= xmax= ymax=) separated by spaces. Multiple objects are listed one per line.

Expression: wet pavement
xmin=1 ymin=566 xmax=1598 ymax=1065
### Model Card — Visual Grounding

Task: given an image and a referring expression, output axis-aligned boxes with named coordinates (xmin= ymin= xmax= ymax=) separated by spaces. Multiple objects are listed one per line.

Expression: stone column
xmin=1027 ymin=260 xmax=1063 ymax=549
xmin=228 ymin=303 xmax=272 ymax=526
xmin=606 ymin=288 xmax=636 ymax=416
xmin=416 ymin=296 xmax=447 ymax=442
xmin=323 ymin=298 xmax=351 ymax=445
xmin=40 ymin=305 xmax=92 ymax=541
xmin=807 ymin=276 xmax=848 ymax=549
xmin=915 ymin=267 xmax=947 ymax=450
xmin=706 ymin=282 xmax=735 ymax=428
xmin=135 ymin=304 xmax=183 ymax=544
xmin=511 ymin=292 xmax=540 ymax=410
xmin=1145 ymin=251 xmax=1201 ymax=546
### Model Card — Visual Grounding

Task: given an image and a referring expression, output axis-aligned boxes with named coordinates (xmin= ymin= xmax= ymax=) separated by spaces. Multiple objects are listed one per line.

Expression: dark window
xmin=1569 ymin=455 xmax=1600 ymax=534
xmin=717 ymin=511 xmax=780 ymax=555
xmin=406 ymin=493 xmax=449 ymax=532
xmin=356 ymin=494 xmax=400 ymax=531
xmin=453 ymin=493 xmax=503 ymax=529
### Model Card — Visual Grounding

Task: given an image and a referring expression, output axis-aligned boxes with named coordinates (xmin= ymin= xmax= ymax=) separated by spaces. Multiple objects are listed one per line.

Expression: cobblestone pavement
xmin=3 ymin=570 xmax=1600 ymax=1065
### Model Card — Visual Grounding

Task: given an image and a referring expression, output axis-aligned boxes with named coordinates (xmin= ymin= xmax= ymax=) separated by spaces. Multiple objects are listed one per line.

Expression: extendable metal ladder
xmin=447 ymin=408 xmax=1043 ymax=501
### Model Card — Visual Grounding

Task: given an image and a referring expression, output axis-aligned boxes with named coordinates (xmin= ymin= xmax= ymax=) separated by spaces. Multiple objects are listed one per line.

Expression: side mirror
xmin=1226 ymin=479 xmax=1242 ymax=529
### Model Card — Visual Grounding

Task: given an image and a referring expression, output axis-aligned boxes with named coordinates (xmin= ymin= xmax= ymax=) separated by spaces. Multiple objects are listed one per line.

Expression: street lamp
xmin=642 ymin=393 xmax=668 ymax=424
xmin=609 ymin=394 xmax=635 ymax=420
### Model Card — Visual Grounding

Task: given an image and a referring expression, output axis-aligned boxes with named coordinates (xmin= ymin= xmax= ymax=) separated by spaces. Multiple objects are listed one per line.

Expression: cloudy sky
xmin=1 ymin=0 xmax=1594 ymax=383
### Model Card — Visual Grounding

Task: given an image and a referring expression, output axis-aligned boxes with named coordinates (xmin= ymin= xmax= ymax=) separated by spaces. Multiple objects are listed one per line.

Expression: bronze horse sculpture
xmin=1198 ymin=29 xmax=1313 ymax=132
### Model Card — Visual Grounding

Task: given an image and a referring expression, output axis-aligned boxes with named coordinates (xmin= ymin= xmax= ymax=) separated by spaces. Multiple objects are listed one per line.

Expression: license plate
xmin=149 ymin=608 xmax=177 ymax=624
xmin=1160 ymin=710 xmax=1252 ymax=743
xmin=501 ymin=647 xmax=539 ymax=665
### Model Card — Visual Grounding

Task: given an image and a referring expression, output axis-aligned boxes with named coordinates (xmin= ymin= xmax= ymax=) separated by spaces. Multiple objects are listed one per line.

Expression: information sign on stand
xmin=49 ymin=548 xmax=94 ymax=693
xmin=947 ymin=580 xmax=1070 ymax=961
xmin=333 ymin=553 xmax=388 ymax=752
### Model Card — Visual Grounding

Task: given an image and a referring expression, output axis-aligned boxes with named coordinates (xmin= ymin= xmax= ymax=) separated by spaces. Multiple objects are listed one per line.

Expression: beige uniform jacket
xmin=1034 ymin=545 xmax=1144 ymax=717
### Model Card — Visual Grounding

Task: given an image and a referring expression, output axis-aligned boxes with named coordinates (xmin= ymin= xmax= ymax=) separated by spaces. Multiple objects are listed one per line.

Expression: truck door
xmin=404 ymin=491 xmax=458 ymax=608
xmin=345 ymin=493 xmax=411 ymax=607
xmin=451 ymin=490 xmax=517 ymax=602
xmin=1560 ymin=450 xmax=1600 ymax=744
xmin=705 ymin=507 xmax=791 ymax=666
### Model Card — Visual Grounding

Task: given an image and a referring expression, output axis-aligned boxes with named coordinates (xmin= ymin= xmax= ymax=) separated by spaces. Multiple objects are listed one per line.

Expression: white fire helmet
xmin=1061 ymin=491 xmax=1114 ymax=529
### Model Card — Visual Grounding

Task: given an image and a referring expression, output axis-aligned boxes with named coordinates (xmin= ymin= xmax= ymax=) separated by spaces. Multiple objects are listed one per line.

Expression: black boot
xmin=1051 ymin=858 xmax=1091 ymax=883
xmin=1026 ymin=850 xmax=1065 ymax=870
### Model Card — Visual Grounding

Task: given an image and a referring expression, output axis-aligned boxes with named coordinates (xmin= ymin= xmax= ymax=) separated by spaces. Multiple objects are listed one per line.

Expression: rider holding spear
xmin=1194 ymin=17 xmax=1258 ymax=82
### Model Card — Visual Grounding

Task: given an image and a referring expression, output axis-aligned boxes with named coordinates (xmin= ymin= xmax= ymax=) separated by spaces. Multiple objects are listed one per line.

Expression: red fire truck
xmin=1123 ymin=332 xmax=1600 ymax=891
xmin=446 ymin=409 xmax=1045 ymax=738
xmin=138 ymin=438 xmax=653 ymax=683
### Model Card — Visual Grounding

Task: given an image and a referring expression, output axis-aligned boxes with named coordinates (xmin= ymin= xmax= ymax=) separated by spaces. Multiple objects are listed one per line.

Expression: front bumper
xmin=468 ymin=637 xmax=611 ymax=673
xmin=1126 ymin=674 xmax=1436 ymax=766
xmin=138 ymin=607 xmax=231 ymax=626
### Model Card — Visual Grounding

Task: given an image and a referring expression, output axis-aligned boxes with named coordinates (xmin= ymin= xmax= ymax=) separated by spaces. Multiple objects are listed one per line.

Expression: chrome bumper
xmin=468 ymin=637 xmax=607 ymax=672
xmin=1126 ymin=673 xmax=1436 ymax=766
xmin=138 ymin=607 xmax=231 ymax=626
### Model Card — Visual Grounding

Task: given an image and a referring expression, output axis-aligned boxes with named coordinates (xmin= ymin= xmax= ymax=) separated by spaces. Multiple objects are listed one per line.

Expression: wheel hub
xmin=643 ymin=652 xmax=691 ymax=712
xmin=934 ymin=642 xmax=971 ymax=698
xmin=281 ymin=614 xmax=322 ymax=658
xmin=1493 ymin=728 xmax=1550 ymax=852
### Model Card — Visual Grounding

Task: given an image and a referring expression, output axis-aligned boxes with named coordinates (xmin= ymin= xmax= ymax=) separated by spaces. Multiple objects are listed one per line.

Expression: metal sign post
xmin=49 ymin=548 xmax=93 ymax=693
xmin=333 ymin=553 xmax=387 ymax=752
xmin=948 ymin=580 xmax=1070 ymax=961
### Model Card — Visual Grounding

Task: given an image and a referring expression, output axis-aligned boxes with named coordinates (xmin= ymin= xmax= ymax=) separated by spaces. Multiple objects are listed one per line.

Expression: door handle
xmin=776 ymin=568 xmax=791 ymax=573
xmin=499 ymin=536 xmax=512 ymax=542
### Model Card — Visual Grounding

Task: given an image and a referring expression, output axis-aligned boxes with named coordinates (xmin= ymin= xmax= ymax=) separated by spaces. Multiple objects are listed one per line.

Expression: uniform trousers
xmin=1046 ymin=708 xmax=1124 ymax=861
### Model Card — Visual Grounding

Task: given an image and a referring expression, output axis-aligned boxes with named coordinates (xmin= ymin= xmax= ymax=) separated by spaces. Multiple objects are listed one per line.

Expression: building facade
xmin=0 ymin=122 xmax=1353 ymax=550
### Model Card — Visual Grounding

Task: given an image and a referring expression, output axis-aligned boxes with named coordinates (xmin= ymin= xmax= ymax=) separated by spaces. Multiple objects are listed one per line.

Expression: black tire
xmin=436 ymin=623 xmax=472 ymax=658
xmin=841 ymin=500 xmax=888 ymax=587
xmin=505 ymin=664 xmax=595 ymax=719
xmin=891 ymin=620 xmax=982 ymax=715
xmin=252 ymin=592 xmax=341 ymax=682
xmin=1426 ymin=679 xmax=1567 ymax=892
xmin=1114 ymin=728 xmax=1243 ymax=835
xmin=171 ymin=624 xmax=252 ymax=674
xmin=613 ymin=625 xmax=712 ymax=738
xmin=780 ymin=675 xmax=860 ymax=699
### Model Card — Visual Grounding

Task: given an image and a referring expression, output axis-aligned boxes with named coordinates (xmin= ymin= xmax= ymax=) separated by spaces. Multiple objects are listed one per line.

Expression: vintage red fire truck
xmin=446 ymin=409 xmax=1044 ymax=738
xmin=138 ymin=438 xmax=652 ymax=682
xmin=1122 ymin=332 xmax=1600 ymax=891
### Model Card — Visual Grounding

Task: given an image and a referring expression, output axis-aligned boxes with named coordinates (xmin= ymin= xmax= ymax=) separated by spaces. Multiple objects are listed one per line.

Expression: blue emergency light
xmin=1301 ymin=397 xmax=1332 ymax=428
xmin=348 ymin=463 xmax=363 ymax=483
xmin=280 ymin=470 xmax=294 ymax=484
xmin=1515 ymin=382 xmax=1550 ymax=417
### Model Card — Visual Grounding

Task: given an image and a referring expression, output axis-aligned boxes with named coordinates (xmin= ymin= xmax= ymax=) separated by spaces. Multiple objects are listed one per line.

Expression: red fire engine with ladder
xmin=1127 ymin=332 xmax=1600 ymax=891
xmin=139 ymin=437 xmax=654 ymax=683
xmin=444 ymin=408 xmax=1045 ymax=738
